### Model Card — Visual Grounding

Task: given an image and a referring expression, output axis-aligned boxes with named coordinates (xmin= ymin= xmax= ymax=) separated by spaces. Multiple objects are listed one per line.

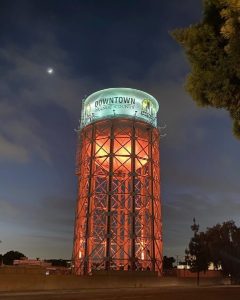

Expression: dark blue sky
xmin=0 ymin=0 xmax=239 ymax=260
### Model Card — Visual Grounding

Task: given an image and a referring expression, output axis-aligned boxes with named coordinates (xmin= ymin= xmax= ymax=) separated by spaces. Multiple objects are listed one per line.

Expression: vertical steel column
xmin=131 ymin=121 xmax=136 ymax=270
xmin=140 ymin=166 xmax=147 ymax=268
xmin=149 ymin=128 xmax=156 ymax=271
xmin=83 ymin=124 xmax=95 ymax=275
xmin=72 ymin=131 xmax=82 ymax=274
xmin=105 ymin=121 xmax=114 ymax=270
xmin=124 ymin=175 xmax=129 ymax=270
xmin=116 ymin=178 xmax=121 ymax=269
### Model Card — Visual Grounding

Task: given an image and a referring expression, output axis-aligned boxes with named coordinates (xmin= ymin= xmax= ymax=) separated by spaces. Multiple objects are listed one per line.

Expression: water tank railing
xmin=77 ymin=111 xmax=158 ymax=130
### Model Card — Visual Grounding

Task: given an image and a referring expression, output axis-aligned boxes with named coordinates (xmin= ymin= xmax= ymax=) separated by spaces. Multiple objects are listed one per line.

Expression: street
xmin=0 ymin=286 xmax=240 ymax=300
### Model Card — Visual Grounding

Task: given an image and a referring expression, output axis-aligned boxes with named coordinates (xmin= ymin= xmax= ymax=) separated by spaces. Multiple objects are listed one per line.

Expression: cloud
xmin=0 ymin=100 xmax=51 ymax=163
xmin=0 ymin=195 xmax=75 ymax=232
xmin=0 ymin=194 xmax=75 ymax=258
xmin=0 ymin=42 xmax=94 ymax=115
xmin=0 ymin=196 xmax=74 ymax=227
xmin=0 ymin=2 xmax=239 ymax=261
xmin=0 ymin=134 xmax=29 ymax=163
xmin=162 ymin=191 xmax=240 ymax=258
xmin=0 ymin=36 xmax=96 ymax=163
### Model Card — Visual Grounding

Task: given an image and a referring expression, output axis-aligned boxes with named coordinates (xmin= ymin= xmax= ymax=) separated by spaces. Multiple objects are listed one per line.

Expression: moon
xmin=47 ymin=67 xmax=54 ymax=74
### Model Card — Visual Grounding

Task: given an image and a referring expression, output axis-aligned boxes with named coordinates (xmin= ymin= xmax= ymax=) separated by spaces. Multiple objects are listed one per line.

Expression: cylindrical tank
xmin=73 ymin=88 xmax=162 ymax=275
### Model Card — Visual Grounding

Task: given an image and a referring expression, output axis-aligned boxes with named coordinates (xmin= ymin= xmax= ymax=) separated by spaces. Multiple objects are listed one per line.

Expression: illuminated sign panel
xmin=81 ymin=88 xmax=159 ymax=128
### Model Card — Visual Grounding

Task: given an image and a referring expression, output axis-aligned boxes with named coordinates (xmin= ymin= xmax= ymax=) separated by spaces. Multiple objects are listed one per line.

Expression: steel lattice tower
xmin=73 ymin=88 xmax=162 ymax=275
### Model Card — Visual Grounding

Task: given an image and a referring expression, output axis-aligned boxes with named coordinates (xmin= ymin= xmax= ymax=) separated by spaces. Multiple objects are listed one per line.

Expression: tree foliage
xmin=206 ymin=220 xmax=240 ymax=283
xmin=45 ymin=259 xmax=69 ymax=267
xmin=186 ymin=219 xmax=240 ymax=284
xmin=172 ymin=0 xmax=240 ymax=139
xmin=2 ymin=251 xmax=26 ymax=265
xmin=162 ymin=256 xmax=176 ymax=270
xmin=185 ymin=218 xmax=209 ymax=285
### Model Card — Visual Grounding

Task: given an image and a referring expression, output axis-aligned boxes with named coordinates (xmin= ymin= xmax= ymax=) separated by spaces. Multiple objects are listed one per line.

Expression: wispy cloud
xmin=0 ymin=37 xmax=95 ymax=163
xmin=0 ymin=100 xmax=50 ymax=163
xmin=0 ymin=195 xmax=75 ymax=258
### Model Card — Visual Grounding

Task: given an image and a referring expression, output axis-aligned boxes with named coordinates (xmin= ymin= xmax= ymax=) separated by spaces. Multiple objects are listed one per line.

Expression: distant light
xmin=47 ymin=67 xmax=54 ymax=74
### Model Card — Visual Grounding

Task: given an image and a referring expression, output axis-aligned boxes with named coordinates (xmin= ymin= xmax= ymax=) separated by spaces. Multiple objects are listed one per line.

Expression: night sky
xmin=0 ymin=0 xmax=240 ymax=261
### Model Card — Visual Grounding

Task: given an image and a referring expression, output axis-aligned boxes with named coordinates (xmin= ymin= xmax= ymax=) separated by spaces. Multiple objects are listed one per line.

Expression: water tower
xmin=73 ymin=88 xmax=162 ymax=275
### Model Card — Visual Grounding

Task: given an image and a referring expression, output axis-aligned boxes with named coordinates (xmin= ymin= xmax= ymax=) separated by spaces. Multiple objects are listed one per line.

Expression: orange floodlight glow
xmin=95 ymin=136 xmax=148 ymax=171
xmin=73 ymin=88 xmax=162 ymax=276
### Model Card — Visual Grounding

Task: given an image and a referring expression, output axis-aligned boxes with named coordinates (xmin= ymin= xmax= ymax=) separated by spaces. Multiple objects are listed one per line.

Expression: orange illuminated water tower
xmin=73 ymin=88 xmax=162 ymax=275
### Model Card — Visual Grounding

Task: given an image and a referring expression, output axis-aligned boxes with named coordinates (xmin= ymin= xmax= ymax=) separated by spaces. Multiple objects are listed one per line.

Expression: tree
xmin=186 ymin=218 xmax=210 ymax=285
xmin=172 ymin=0 xmax=240 ymax=139
xmin=162 ymin=256 xmax=176 ymax=270
xmin=2 ymin=251 xmax=26 ymax=265
xmin=205 ymin=221 xmax=240 ymax=284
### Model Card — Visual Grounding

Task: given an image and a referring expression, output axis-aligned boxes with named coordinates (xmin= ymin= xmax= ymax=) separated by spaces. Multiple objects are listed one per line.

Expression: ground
xmin=0 ymin=286 xmax=240 ymax=300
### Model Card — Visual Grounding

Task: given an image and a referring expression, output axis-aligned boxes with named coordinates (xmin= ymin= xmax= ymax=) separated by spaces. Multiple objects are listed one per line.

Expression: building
xmin=13 ymin=258 xmax=51 ymax=267
xmin=73 ymin=88 xmax=162 ymax=275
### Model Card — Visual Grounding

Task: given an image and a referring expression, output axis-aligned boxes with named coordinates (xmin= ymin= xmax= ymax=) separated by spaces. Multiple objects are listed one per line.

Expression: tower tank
xmin=73 ymin=88 xmax=162 ymax=275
